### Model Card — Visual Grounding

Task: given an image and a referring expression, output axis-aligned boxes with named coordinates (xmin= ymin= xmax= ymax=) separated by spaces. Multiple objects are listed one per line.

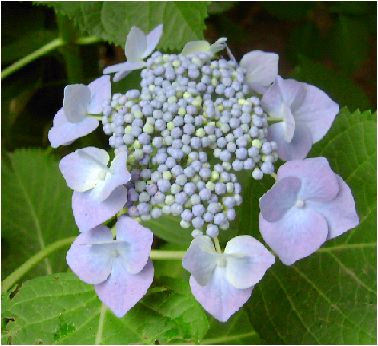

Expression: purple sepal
xmin=189 ymin=268 xmax=252 ymax=323
xmin=96 ymin=259 xmax=154 ymax=317
xmin=48 ymin=109 xmax=99 ymax=149
xmin=259 ymin=208 xmax=328 ymax=265
xmin=72 ymin=186 xmax=127 ymax=232
xmin=66 ymin=226 xmax=114 ymax=284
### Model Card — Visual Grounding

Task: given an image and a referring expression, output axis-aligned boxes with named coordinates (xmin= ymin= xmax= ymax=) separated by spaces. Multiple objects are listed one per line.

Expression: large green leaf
xmin=3 ymin=272 xmax=209 ymax=344
xmin=247 ymin=108 xmax=377 ymax=344
xmin=1 ymin=150 xmax=77 ymax=279
xmin=202 ymin=310 xmax=263 ymax=344
xmin=40 ymin=1 xmax=209 ymax=50
xmin=291 ymin=57 xmax=371 ymax=111
xmin=143 ymin=276 xmax=209 ymax=343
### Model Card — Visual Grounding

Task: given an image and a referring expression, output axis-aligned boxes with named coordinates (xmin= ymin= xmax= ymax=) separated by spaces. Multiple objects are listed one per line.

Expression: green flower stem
xmin=1 ymin=38 xmax=63 ymax=80
xmin=1 ymin=236 xmax=75 ymax=293
xmin=88 ymin=114 xmax=103 ymax=120
xmin=150 ymin=250 xmax=185 ymax=260
xmin=213 ymin=237 xmax=222 ymax=253
xmin=1 ymin=236 xmax=185 ymax=293
xmin=267 ymin=116 xmax=283 ymax=123
xmin=1 ymin=36 xmax=101 ymax=81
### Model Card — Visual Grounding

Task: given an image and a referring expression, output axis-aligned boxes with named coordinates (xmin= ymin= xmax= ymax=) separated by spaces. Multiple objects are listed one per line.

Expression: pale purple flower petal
xmin=125 ymin=26 xmax=147 ymax=61
xmin=72 ymin=186 xmax=127 ymax=232
xmin=262 ymin=77 xmax=306 ymax=112
xmin=87 ymin=75 xmax=111 ymax=114
xmin=268 ymin=121 xmax=313 ymax=161
xmin=48 ymin=109 xmax=99 ymax=148
xmin=91 ymin=151 xmax=131 ymax=201
xmin=115 ymin=216 xmax=153 ymax=274
xmin=277 ymin=157 xmax=339 ymax=201
xmin=59 ymin=147 xmax=109 ymax=192
xmin=143 ymin=24 xmax=163 ymax=58
xmin=240 ymin=50 xmax=279 ymax=94
xmin=66 ymin=226 xmax=113 ymax=284
xmin=182 ymin=236 xmax=217 ymax=286
xmin=259 ymin=176 xmax=301 ymax=222
xmin=259 ymin=207 xmax=328 ymax=265
xmin=294 ymin=84 xmax=339 ymax=142
xmin=63 ymin=84 xmax=91 ymax=123
xmin=224 ymin=236 xmax=275 ymax=289
xmin=308 ymin=175 xmax=359 ymax=239
xmin=189 ymin=268 xmax=252 ymax=322
xmin=103 ymin=61 xmax=145 ymax=82
xmin=95 ymin=259 xmax=154 ymax=318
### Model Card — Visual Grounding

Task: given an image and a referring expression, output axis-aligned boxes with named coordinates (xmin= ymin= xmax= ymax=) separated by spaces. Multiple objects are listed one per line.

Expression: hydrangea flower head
xmin=59 ymin=147 xmax=131 ymax=232
xmin=103 ymin=24 xmax=163 ymax=82
xmin=261 ymin=76 xmax=339 ymax=161
xmin=240 ymin=50 xmax=279 ymax=94
xmin=48 ymin=75 xmax=111 ymax=148
xmin=67 ymin=216 xmax=154 ymax=317
xmin=46 ymin=22 xmax=361 ymax=323
xmin=183 ymin=235 xmax=275 ymax=322
xmin=259 ymin=157 xmax=359 ymax=265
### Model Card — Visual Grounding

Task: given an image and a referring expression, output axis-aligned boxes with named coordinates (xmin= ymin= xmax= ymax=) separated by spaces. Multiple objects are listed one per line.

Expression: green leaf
xmin=143 ymin=276 xmax=209 ymax=343
xmin=291 ymin=56 xmax=371 ymax=111
xmin=202 ymin=310 xmax=263 ymax=344
xmin=247 ymin=108 xmax=377 ymax=344
xmin=40 ymin=1 xmax=209 ymax=50
xmin=1 ymin=150 xmax=77 ymax=280
xmin=329 ymin=16 xmax=371 ymax=73
xmin=4 ymin=272 xmax=209 ymax=344
xmin=142 ymin=215 xmax=192 ymax=246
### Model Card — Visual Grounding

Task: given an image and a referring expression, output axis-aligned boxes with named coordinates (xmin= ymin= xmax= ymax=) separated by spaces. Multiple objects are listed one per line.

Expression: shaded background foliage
xmin=1 ymin=1 xmax=376 ymax=345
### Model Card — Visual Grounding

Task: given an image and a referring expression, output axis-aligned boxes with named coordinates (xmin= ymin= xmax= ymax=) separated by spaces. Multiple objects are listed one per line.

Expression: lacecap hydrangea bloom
xmin=48 ymin=24 xmax=359 ymax=321
xmin=183 ymin=235 xmax=275 ymax=321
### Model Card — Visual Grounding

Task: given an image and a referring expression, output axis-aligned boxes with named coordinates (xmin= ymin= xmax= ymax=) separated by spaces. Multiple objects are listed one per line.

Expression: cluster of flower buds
xmin=48 ymin=24 xmax=359 ymax=322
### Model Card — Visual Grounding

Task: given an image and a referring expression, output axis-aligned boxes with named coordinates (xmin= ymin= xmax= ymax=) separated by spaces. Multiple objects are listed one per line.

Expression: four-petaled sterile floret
xmin=259 ymin=157 xmax=359 ymax=265
xmin=182 ymin=235 xmax=275 ymax=322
